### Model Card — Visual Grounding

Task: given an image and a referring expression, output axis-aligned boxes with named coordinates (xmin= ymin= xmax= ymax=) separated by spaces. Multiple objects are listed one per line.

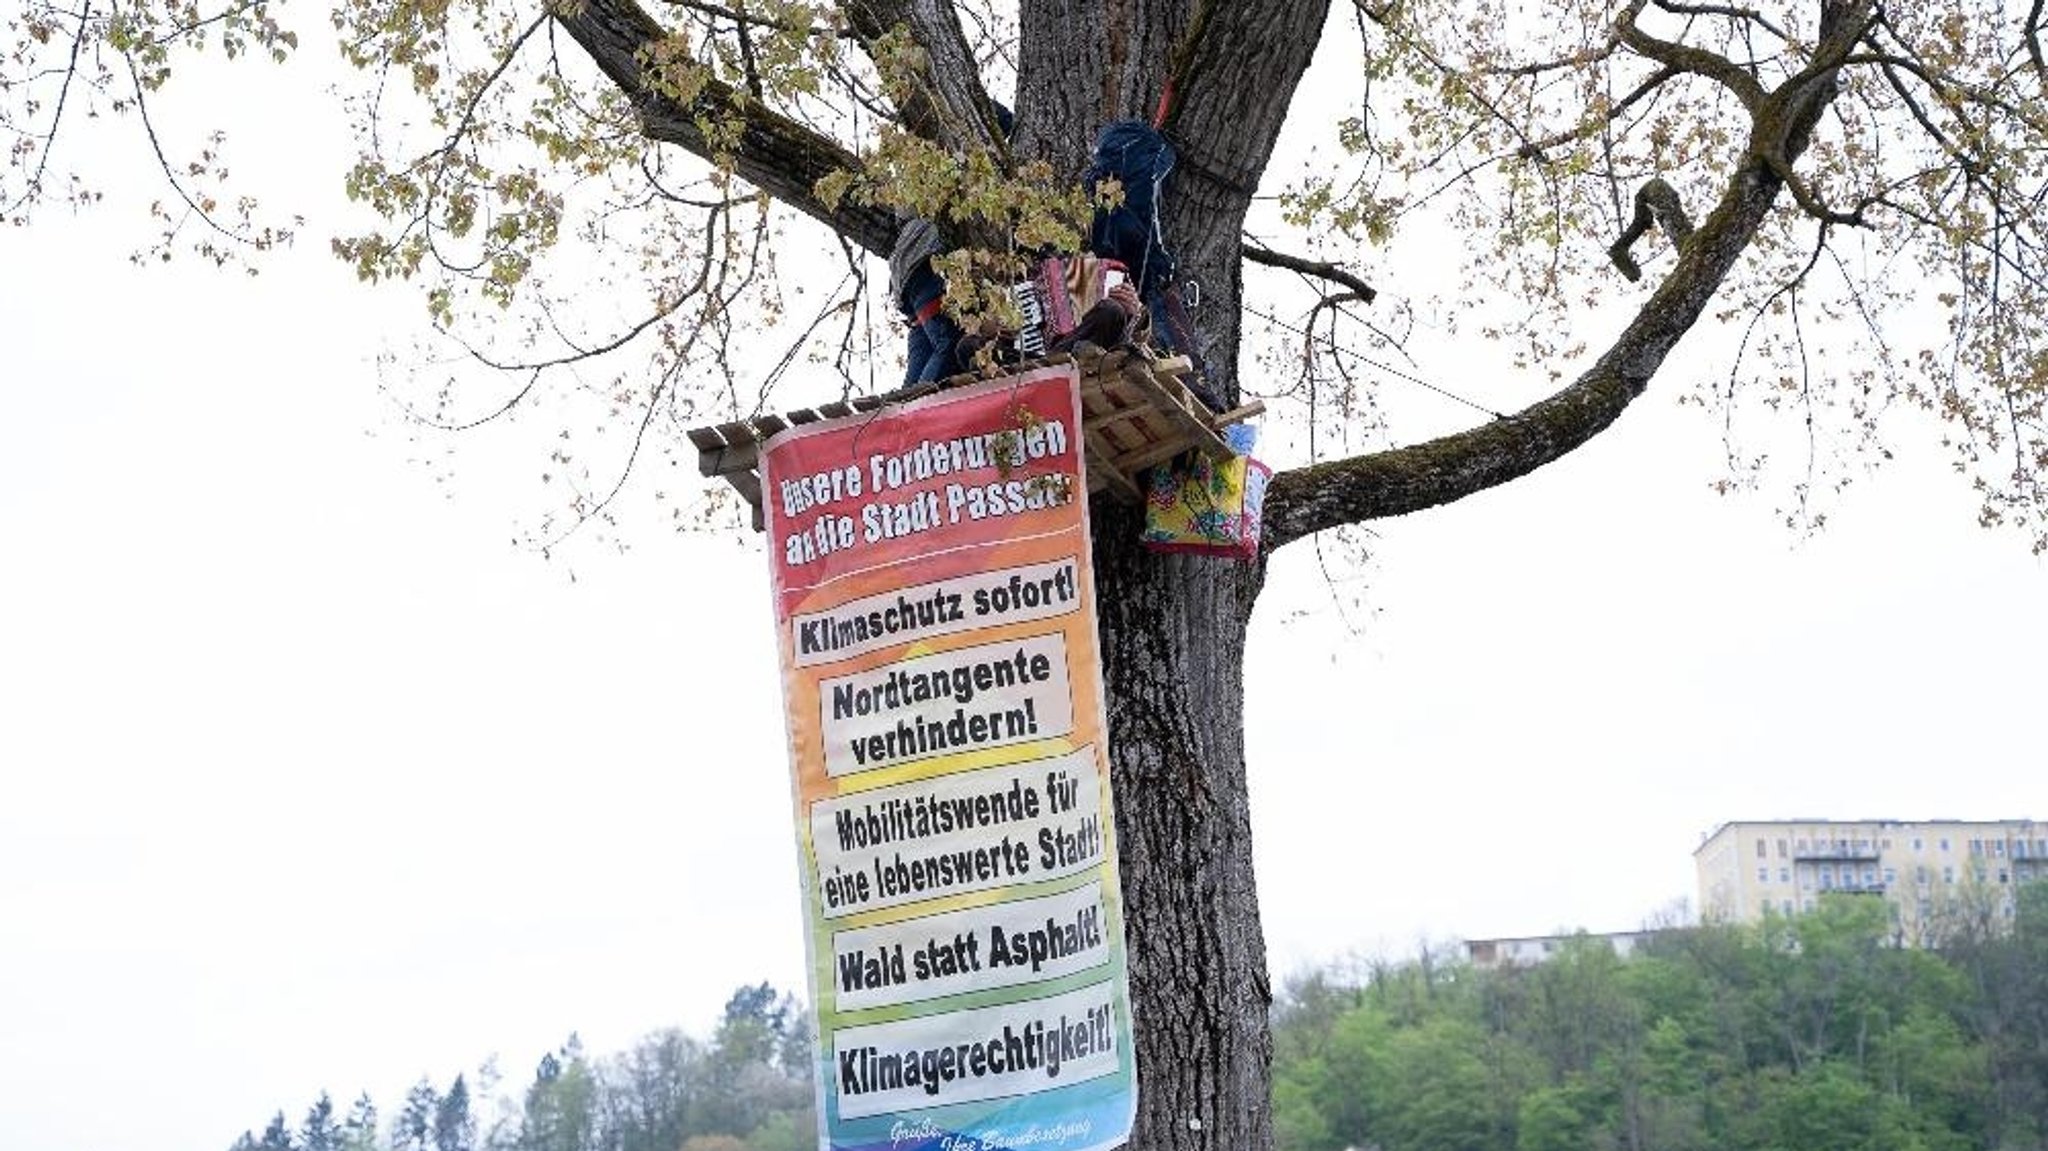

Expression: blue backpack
xmin=1084 ymin=121 xmax=1177 ymax=299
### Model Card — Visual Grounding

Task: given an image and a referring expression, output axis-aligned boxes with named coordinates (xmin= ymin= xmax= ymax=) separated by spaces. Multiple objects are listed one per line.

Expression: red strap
xmin=913 ymin=295 xmax=946 ymax=325
xmin=1152 ymin=80 xmax=1175 ymax=129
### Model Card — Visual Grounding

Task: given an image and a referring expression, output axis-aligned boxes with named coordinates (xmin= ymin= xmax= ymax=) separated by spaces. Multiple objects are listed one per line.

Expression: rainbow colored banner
xmin=762 ymin=365 xmax=1136 ymax=1151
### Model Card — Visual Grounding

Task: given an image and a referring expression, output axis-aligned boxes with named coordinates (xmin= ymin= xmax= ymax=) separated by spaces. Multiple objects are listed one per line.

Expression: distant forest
xmin=231 ymin=888 xmax=2048 ymax=1151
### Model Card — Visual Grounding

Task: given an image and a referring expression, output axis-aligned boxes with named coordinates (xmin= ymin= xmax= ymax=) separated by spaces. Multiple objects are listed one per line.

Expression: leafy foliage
xmin=8 ymin=0 xmax=2048 ymax=548
xmin=220 ymin=986 xmax=816 ymax=1151
xmin=1270 ymin=895 xmax=2048 ymax=1151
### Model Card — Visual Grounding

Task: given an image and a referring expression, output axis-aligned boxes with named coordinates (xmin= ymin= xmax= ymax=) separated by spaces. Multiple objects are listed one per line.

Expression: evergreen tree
xmin=433 ymin=1075 xmax=474 ymax=1151
xmin=301 ymin=1093 xmax=343 ymax=1151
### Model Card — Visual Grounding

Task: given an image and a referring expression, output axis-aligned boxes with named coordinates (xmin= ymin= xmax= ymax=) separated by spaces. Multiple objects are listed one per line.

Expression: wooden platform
xmin=686 ymin=347 xmax=1263 ymax=530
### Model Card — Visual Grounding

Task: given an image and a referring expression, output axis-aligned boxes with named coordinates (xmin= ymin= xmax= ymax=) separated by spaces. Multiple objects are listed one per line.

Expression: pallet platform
xmin=685 ymin=347 xmax=1263 ymax=531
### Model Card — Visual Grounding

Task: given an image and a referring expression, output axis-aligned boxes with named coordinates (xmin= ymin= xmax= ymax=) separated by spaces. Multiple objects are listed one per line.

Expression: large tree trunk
xmin=1012 ymin=5 xmax=1330 ymax=1148
xmin=1093 ymin=499 xmax=1272 ymax=1151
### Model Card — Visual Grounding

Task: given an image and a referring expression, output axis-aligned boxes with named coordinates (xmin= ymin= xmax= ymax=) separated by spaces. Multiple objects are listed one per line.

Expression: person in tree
xmin=888 ymin=104 xmax=1015 ymax=385
xmin=887 ymin=215 xmax=959 ymax=384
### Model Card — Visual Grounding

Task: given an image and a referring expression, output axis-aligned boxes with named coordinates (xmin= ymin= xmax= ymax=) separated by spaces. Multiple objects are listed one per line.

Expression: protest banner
xmin=762 ymin=365 xmax=1135 ymax=1151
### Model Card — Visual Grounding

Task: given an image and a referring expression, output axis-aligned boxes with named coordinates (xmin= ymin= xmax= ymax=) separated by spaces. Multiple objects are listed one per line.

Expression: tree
xmin=341 ymin=1093 xmax=381 ymax=1151
xmin=434 ymin=1076 xmax=476 ymax=1151
xmin=394 ymin=1079 xmax=443 ymax=1151
xmin=302 ymin=1094 xmax=344 ymax=1151
xmin=597 ymin=1029 xmax=704 ymax=1151
xmin=519 ymin=1038 xmax=597 ymax=1151
xmin=697 ymin=984 xmax=810 ymax=1142
xmin=10 ymin=2 xmax=2047 ymax=1149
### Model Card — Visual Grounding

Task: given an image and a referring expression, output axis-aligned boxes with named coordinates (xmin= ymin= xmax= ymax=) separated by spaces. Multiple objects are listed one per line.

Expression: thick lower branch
xmin=1261 ymin=1 xmax=1876 ymax=550
xmin=1260 ymin=369 xmax=1636 ymax=549
xmin=1262 ymin=156 xmax=1802 ymax=548
xmin=553 ymin=0 xmax=898 ymax=254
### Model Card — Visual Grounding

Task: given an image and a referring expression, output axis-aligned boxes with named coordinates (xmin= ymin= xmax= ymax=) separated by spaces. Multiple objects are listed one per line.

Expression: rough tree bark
xmin=548 ymin=1 xmax=1869 ymax=1148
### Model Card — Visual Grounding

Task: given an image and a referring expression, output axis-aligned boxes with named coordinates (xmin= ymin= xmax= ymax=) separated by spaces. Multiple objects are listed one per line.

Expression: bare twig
xmin=4 ymin=0 xmax=93 ymax=220
xmin=1650 ymin=0 xmax=1790 ymax=42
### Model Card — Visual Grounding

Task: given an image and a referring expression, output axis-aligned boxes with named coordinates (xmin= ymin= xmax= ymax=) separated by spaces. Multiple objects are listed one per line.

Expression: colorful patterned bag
xmin=1140 ymin=447 xmax=1270 ymax=559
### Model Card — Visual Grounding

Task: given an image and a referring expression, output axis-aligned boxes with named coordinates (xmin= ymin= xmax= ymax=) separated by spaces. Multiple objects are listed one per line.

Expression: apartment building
xmin=1696 ymin=819 xmax=2046 ymax=939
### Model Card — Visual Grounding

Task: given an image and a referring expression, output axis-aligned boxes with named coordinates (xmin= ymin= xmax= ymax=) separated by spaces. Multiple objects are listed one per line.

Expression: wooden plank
xmin=752 ymin=414 xmax=789 ymax=436
xmin=1120 ymin=359 xmax=1232 ymax=459
xmin=725 ymin=469 xmax=766 ymax=533
xmin=1083 ymin=428 xmax=1146 ymax=503
xmin=1208 ymin=401 xmax=1266 ymax=428
xmin=1114 ymin=436 xmax=1201 ymax=476
xmin=702 ymin=442 xmax=760 ymax=477
xmin=698 ymin=419 xmax=755 ymax=476
xmin=1083 ymin=405 xmax=1156 ymax=438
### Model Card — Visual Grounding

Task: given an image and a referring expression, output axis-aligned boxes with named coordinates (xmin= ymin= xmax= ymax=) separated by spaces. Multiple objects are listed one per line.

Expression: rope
xmin=1241 ymin=303 xmax=1507 ymax=421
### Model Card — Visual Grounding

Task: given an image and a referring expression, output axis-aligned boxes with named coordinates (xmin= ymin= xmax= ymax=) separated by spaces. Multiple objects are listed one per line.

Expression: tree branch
xmin=841 ymin=0 xmax=1005 ymax=154
xmin=1650 ymin=0 xmax=1790 ymax=42
xmin=1262 ymin=0 xmax=1879 ymax=551
xmin=1614 ymin=0 xmax=1766 ymax=112
xmin=1609 ymin=176 xmax=1695 ymax=281
xmin=552 ymin=0 xmax=898 ymax=254
xmin=661 ymin=0 xmax=853 ymax=39
xmin=1241 ymin=241 xmax=1377 ymax=303
xmin=1261 ymin=364 xmax=1636 ymax=549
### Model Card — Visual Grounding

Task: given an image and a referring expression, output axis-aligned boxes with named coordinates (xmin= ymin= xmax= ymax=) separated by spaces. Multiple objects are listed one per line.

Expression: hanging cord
xmin=1242 ymin=302 xmax=1507 ymax=421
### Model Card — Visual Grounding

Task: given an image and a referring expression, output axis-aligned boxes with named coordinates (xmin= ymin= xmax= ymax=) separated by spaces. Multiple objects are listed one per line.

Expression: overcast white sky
xmin=3 ymin=25 xmax=2045 ymax=1151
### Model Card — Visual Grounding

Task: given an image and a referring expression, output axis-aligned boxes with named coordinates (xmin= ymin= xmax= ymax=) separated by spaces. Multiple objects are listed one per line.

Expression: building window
xmin=1757 ymin=839 xmax=1769 ymax=858
xmin=1780 ymin=867 xmax=1791 ymax=883
xmin=1913 ymin=837 xmax=1924 ymax=851
xmin=1993 ymin=840 xmax=2006 ymax=857
xmin=1917 ymin=865 xmax=1930 ymax=884
xmin=1822 ymin=872 xmax=1835 ymax=890
xmin=1801 ymin=868 xmax=1814 ymax=890
xmin=1778 ymin=839 xmax=1789 ymax=858
xmin=1758 ymin=866 xmax=1770 ymax=883
xmin=1999 ymin=870 xmax=2010 ymax=885
xmin=1945 ymin=866 xmax=1956 ymax=884
xmin=1941 ymin=838 xmax=1951 ymax=852
xmin=1863 ymin=867 xmax=1877 ymax=886
xmin=1884 ymin=868 xmax=1896 ymax=885
xmin=1972 ymin=839 xmax=1985 ymax=856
